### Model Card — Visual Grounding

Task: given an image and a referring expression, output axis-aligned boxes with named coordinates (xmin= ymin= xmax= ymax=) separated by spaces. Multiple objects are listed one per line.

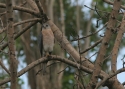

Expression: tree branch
xmin=80 ymin=39 xmax=102 ymax=54
xmin=96 ymin=67 xmax=125 ymax=89
xmin=0 ymin=18 xmax=41 ymax=34
xmin=87 ymin=0 xmax=121 ymax=89
xmin=103 ymin=0 xmax=125 ymax=10
xmin=0 ymin=60 xmax=10 ymax=75
xmin=71 ymin=22 xmax=107 ymax=41
xmin=34 ymin=0 xmax=43 ymax=14
xmin=111 ymin=12 xmax=125 ymax=79
xmin=0 ymin=55 xmax=102 ymax=85
xmin=6 ymin=0 xmax=17 ymax=88
xmin=25 ymin=0 xmax=39 ymax=12
xmin=0 ymin=21 xmax=38 ymax=51
xmin=0 ymin=3 xmax=38 ymax=17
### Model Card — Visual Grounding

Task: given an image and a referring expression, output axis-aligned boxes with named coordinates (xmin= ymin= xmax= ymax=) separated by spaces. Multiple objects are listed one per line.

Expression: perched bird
xmin=38 ymin=22 xmax=54 ymax=74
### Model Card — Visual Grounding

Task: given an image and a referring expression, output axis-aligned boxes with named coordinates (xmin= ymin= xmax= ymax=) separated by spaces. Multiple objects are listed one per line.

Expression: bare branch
xmin=0 ymin=3 xmax=38 ymax=17
xmin=6 ymin=0 xmax=17 ymax=88
xmin=34 ymin=0 xmax=43 ymax=14
xmin=0 ymin=55 xmax=103 ymax=86
xmin=80 ymin=39 xmax=102 ymax=54
xmin=0 ymin=60 xmax=10 ymax=75
xmin=25 ymin=0 xmax=39 ymax=12
xmin=111 ymin=12 xmax=125 ymax=79
xmin=0 ymin=21 xmax=38 ymax=51
xmin=96 ymin=67 xmax=125 ymax=89
xmin=72 ymin=22 xmax=107 ymax=41
xmin=87 ymin=0 xmax=121 ymax=89
xmin=0 ymin=18 xmax=41 ymax=34
xmin=103 ymin=0 xmax=125 ymax=10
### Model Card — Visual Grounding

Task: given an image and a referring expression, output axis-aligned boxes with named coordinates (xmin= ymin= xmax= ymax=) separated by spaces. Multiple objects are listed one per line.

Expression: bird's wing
xmin=38 ymin=32 xmax=43 ymax=57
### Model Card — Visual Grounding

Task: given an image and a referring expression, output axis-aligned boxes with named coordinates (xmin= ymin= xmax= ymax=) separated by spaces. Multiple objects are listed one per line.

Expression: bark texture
xmin=87 ymin=0 xmax=122 ymax=89
xmin=6 ymin=0 xmax=17 ymax=89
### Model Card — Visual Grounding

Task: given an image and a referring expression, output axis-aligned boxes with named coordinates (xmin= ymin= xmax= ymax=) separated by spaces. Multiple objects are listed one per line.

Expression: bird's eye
xmin=46 ymin=25 xmax=48 ymax=27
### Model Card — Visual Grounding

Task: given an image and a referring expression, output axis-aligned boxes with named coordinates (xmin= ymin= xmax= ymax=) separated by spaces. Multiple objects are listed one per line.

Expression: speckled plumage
xmin=42 ymin=25 xmax=54 ymax=55
xmin=39 ymin=23 xmax=54 ymax=75
xmin=39 ymin=23 xmax=54 ymax=56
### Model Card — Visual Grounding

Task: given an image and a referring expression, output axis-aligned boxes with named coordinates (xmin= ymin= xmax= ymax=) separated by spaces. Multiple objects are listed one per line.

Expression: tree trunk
xmin=20 ymin=7 xmax=37 ymax=89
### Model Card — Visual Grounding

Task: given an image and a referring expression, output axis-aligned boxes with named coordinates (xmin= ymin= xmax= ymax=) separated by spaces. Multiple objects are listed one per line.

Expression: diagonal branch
xmin=25 ymin=0 xmax=39 ymax=12
xmin=111 ymin=12 xmax=125 ymax=79
xmin=24 ymin=0 xmax=40 ymax=16
xmin=80 ymin=39 xmax=102 ymax=54
xmin=71 ymin=22 xmax=107 ymax=41
xmin=34 ymin=0 xmax=43 ymax=14
xmin=0 ymin=21 xmax=38 ymax=51
xmin=0 ymin=18 xmax=41 ymax=34
xmin=87 ymin=0 xmax=121 ymax=89
xmin=0 ymin=60 xmax=10 ymax=75
xmin=96 ymin=67 xmax=125 ymax=89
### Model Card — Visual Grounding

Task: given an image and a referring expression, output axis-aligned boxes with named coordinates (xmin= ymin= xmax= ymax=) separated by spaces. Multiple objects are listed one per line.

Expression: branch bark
xmin=47 ymin=20 xmax=109 ymax=80
xmin=0 ymin=55 xmax=98 ymax=85
xmin=0 ymin=3 xmax=38 ymax=17
xmin=6 ymin=0 xmax=17 ymax=88
xmin=87 ymin=0 xmax=121 ymax=89
xmin=111 ymin=12 xmax=125 ymax=79
xmin=0 ymin=18 xmax=41 ymax=34
xmin=103 ymin=0 xmax=125 ymax=10
xmin=96 ymin=67 xmax=125 ymax=89
xmin=25 ymin=0 xmax=39 ymax=12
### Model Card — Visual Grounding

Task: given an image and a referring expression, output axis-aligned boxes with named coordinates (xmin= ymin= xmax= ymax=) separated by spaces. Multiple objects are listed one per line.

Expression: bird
xmin=38 ymin=22 xmax=54 ymax=75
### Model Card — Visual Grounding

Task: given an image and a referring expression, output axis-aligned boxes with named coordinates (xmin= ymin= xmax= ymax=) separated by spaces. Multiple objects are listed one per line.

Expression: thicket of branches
xmin=0 ymin=0 xmax=125 ymax=89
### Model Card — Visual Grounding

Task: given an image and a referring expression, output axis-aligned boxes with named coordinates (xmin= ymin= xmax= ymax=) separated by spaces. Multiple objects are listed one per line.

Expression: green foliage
xmin=62 ymin=67 xmax=75 ymax=89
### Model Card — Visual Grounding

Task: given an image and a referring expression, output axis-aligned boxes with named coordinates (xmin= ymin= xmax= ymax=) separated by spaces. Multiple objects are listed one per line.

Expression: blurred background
xmin=0 ymin=0 xmax=125 ymax=89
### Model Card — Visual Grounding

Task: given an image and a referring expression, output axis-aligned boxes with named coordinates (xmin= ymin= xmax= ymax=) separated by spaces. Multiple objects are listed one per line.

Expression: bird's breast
xmin=42 ymin=29 xmax=54 ymax=52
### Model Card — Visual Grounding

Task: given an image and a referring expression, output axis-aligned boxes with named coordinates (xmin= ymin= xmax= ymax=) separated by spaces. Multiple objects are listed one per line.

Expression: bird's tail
xmin=42 ymin=62 xmax=47 ymax=75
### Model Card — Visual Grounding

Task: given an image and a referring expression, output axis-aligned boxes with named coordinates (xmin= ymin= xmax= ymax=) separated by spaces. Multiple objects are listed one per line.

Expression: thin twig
xmin=0 ymin=18 xmax=41 ymax=34
xmin=57 ymin=65 xmax=69 ymax=74
xmin=121 ymin=55 xmax=125 ymax=68
xmin=36 ymin=61 xmax=61 ymax=75
xmin=0 ymin=60 xmax=10 ymax=75
xmin=0 ymin=21 xmax=38 ymax=52
xmin=72 ymin=22 xmax=107 ymax=41
xmin=95 ymin=3 xmax=102 ymax=18
xmin=0 ymin=49 xmax=8 ymax=55
xmin=84 ymin=5 xmax=109 ymax=14
xmin=80 ymin=39 xmax=102 ymax=54
xmin=35 ymin=0 xmax=43 ymax=15
xmin=0 ymin=33 xmax=7 ymax=43
xmin=88 ymin=52 xmax=98 ymax=60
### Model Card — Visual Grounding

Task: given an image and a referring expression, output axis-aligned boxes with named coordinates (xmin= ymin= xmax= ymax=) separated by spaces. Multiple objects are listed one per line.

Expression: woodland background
xmin=0 ymin=0 xmax=125 ymax=89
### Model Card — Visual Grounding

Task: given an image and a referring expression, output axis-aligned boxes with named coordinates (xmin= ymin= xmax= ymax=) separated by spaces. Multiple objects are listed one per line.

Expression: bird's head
xmin=42 ymin=23 xmax=50 ymax=30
